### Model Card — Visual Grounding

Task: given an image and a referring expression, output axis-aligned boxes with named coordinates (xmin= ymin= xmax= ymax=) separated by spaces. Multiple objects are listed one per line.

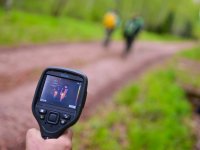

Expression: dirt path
xmin=0 ymin=41 xmax=194 ymax=149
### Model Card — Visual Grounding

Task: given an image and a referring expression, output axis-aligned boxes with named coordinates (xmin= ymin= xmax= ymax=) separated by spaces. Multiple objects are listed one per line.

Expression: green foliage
xmin=180 ymin=47 xmax=200 ymax=61
xmin=116 ymin=84 xmax=139 ymax=105
xmin=10 ymin=0 xmax=200 ymax=38
xmin=12 ymin=0 xmax=55 ymax=14
xmin=139 ymin=31 xmax=184 ymax=41
xmin=0 ymin=10 xmax=185 ymax=46
xmin=73 ymin=66 xmax=194 ymax=150
xmin=1 ymin=0 xmax=198 ymax=46
xmin=175 ymin=47 xmax=200 ymax=89
xmin=118 ymin=70 xmax=193 ymax=150
xmin=0 ymin=10 xmax=103 ymax=45
xmin=64 ymin=0 xmax=115 ymax=21
xmin=171 ymin=0 xmax=198 ymax=38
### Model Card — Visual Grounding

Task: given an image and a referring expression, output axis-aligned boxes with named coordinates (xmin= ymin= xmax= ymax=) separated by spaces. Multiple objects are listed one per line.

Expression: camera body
xmin=32 ymin=67 xmax=88 ymax=139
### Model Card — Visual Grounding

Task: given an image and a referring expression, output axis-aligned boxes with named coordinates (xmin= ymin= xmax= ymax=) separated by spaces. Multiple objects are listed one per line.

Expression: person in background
xmin=123 ymin=15 xmax=144 ymax=56
xmin=26 ymin=128 xmax=72 ymax=150
xmin=103 ymin=10 xmax=119 ymax=48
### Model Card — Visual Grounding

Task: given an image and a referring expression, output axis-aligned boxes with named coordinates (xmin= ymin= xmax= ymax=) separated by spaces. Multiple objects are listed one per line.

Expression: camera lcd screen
xmin=40 ymin=75 xmax=82 ymax=109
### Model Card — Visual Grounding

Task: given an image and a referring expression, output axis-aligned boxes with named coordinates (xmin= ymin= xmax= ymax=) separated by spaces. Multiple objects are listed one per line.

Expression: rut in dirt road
xmin=0 ymin=41 xmax=194 ymax=149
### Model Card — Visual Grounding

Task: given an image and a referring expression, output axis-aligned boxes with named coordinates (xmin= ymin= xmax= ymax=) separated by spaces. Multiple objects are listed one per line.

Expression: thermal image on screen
xmin=40 ymin=75 xmax=82 ymax=109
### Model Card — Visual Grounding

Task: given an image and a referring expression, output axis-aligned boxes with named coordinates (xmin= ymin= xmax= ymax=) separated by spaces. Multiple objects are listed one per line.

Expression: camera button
xmin=48 ymin=112 xmax=59 ymax=124
xmin=39 ymin=108 xmax=47 ymax=114
xmin=60 ymin=119 xmax=67 ymax=125
xmin=63 ymin=114 xmax=71 ymax=120
xmin=40 ymin=115 xmax=45 ymax=120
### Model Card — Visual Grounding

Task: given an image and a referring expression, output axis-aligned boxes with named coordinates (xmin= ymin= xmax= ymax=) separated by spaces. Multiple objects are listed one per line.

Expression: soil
xmin=0 ymin=41 xmax=194 ymax=149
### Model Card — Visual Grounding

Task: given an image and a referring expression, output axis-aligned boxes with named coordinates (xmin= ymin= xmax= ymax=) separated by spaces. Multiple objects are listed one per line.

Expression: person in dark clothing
xmin=123 ymin=16 xmax=144 ymax=56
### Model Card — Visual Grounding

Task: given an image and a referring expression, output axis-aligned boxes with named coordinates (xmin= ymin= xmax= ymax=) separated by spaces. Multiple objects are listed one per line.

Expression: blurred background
xmin=0 ymin=0 xmax=200 ymax=149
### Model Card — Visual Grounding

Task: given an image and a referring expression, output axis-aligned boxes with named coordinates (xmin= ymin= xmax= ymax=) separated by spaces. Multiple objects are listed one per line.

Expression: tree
xmin=0 ymin=0 xmax=13 ymax=10
xmin=52 ymin=0 xmax=68 ymax=17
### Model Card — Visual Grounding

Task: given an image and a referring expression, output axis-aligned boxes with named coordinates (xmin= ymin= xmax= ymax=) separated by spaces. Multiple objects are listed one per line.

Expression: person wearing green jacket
xmin=123 ymin=15 xmax=144 ymax=56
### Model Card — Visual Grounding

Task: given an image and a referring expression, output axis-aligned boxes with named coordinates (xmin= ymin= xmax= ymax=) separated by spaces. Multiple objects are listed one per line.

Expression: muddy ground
xmin=0 ymin=41 xmax=194 ymax=149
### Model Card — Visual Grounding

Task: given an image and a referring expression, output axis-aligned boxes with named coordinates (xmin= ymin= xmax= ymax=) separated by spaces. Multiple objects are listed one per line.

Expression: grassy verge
xmin=139 ymin=31 xmax=185 ymax=42
xmin=72 ymin=48 xmax=200 ymax=150
xmin=180 ymin=47 xmax=200 ymax=61
xmin=0 ymin=10 xmax=103 ymax=46
xmin=174 ymin=47 xmax=200 ymax=89
xmin=0 ymin=10 xmax=185 ymax=46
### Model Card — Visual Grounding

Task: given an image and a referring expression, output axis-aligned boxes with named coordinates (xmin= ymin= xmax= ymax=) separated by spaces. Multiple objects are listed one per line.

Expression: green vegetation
xmin=6 ymin=0 xmax=199 ymax=38
xmin=0 ymin=10 xmax=103 ymax=46
xmin=0 ymin=10 xmax=185 ymax=46
xmin=0 ymin=0 xmax=199 ymax=46
xmin=175 ymin=47 xmax=200 ymax=89
xmin=180 ymin=47 xmax=200 ymax=61
xmin=72 ymin=48 xmax=200 ymax=149
xmin=139 ymin=31 xmax=184 ymax=41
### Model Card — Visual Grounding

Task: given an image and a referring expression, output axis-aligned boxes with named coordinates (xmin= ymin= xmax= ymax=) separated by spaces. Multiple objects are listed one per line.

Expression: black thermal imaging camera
xmin=32 ymin=67 xmax=88 ymax=139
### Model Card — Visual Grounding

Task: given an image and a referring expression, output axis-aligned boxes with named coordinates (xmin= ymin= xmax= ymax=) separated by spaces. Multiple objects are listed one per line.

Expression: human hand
xmin=26 ymin=128 xmax=72 ymax=150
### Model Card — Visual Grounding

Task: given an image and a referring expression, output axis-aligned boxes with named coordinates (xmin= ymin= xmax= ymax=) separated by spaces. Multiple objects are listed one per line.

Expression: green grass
xmin=0 ymin=10 xmax=103 ymax=46
xmin=180 ymin=47 xmax=200 ymax=61
xmin=174 ymin=47 xmax=200 ymax=89
xmin=139 ymin=31 xmax=185 ymax=41
xmin=73 ymin=68 xmax=194 ymax=150
xmin=0 ymin=10 xmax=186 ymax=46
